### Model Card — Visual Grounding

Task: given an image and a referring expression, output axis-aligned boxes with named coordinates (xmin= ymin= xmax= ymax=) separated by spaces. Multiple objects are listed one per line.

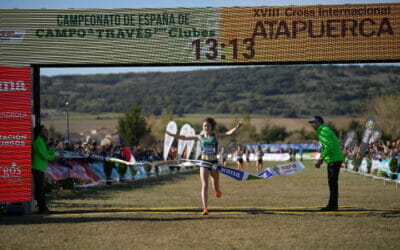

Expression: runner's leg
xmin=200 ymin=167 xmax=209 ymax=209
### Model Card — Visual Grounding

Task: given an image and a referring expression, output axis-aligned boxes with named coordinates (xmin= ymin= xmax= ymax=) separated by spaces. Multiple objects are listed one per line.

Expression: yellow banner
xmin=220 ymin=3 xmax=400 ymax=63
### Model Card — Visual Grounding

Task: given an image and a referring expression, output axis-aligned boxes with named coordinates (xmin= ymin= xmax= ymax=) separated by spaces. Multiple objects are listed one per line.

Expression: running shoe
xmin=201 ymin=208 xmax=209 ymax=216
xmin=215 ymin=190 xmax=222 ymax=198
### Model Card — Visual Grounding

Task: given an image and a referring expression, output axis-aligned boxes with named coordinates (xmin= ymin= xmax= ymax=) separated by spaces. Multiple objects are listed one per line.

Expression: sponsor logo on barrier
xmin=0 ymin=134 xmax=27 ymax=146
xmin=272 ymin=163 xmax=298 ymax=175
xmin=0 ymin=30 xmax=25 ymax=42
xmin=0 ymin=80 xmax=27 ymax=91
xmin=258 ymin=169 xmax=273 ymax=178
xmin=218 ymin=166 xmax=243 ymax=179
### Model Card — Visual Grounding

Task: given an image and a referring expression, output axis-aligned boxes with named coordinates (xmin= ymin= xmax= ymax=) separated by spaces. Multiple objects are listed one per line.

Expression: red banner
xmin=0 ymin=66 xmax=32 ymax=202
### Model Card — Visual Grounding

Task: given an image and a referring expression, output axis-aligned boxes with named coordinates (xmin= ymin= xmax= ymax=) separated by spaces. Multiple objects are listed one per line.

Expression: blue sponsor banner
xmin=247 ymin=143 xmax=320 ymax=153
xmin=257 ymin=169 xmax=273 ymax=179
xmin=216 ymin=166 xmax=244 ymax=181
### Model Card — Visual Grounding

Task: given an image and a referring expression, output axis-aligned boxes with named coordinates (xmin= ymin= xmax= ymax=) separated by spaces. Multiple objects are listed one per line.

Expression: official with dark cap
xmin=309 ymin=116 xmax=344 ymax=211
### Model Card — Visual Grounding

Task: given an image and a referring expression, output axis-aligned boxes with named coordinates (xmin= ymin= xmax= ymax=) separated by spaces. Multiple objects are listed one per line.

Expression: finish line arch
xmin=0 ymin=3 xmax=399 ymax=202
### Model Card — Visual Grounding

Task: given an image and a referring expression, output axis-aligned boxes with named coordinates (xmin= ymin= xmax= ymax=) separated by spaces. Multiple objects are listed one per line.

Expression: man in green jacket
xmin=32 ymin=125 xmax=56 ymax=214
xmin=309 ymin=116 xmax=344 ymax=211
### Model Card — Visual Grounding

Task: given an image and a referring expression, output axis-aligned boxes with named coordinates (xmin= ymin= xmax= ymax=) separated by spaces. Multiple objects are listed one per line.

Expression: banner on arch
xmin=0 ymin=66 xmax=32 ymax=202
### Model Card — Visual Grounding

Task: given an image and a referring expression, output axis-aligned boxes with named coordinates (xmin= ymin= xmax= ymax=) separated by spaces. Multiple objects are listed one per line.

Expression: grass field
xmin=1 ymin=160 xmax=400 ymax=249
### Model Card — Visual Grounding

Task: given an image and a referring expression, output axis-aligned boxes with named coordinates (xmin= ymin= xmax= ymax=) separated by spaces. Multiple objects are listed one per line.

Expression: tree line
xmin=118 ymin=95 xmax=400 ymax=152
xmin=41 ymin=65 xmax=400 ymax=117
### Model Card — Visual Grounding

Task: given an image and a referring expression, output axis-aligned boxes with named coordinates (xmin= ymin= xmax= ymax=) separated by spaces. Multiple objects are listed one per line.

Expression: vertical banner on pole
xmin=185 ymin=127 xmax=196 ymax=160
xmin=0 ymin=66 xmax=32 ymax=202
xmin=178 ymin=123 xmax=192 ymax=158
xmin=163 ymin=121 xmax=177 ymax=161
xmin=360 ymin=118 xmax=376 ymax=157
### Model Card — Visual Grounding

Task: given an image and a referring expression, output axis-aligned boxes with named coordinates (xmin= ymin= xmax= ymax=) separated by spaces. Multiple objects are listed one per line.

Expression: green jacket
xmin=316 ymin=124 xmax=344 ymax=163
xmin=32 ymin=136 xmax=56 ymax=172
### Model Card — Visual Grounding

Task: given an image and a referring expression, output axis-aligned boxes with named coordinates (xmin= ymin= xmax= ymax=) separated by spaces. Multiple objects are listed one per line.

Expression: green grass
xmin=2 ymin=161 xmax=399 ymax=249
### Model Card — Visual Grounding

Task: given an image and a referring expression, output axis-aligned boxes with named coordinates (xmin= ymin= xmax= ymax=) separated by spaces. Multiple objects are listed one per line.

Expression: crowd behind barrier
xmin=44 ymin=140 xmax=186 ymax=188
xmin=343 ymin=139 xmax=400 ymax=182
xmin=43 ymin=137 xmax=400 ymax=188
xmin=44 ymin=140 xmax=321 ymax=188
xmin=247 ymin=142 xmax=320 ymax=153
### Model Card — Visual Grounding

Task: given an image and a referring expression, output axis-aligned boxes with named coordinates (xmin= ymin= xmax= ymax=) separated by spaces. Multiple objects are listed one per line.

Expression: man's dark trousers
xmin=32 ymin=168 xmax=47 ymax=211
xmin=327 ymin=161 xmax=342 ymax=208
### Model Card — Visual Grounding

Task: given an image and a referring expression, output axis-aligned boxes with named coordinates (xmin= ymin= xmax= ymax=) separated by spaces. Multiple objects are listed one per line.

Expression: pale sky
xmin=1 ymin=0 xmax=398 ymax=75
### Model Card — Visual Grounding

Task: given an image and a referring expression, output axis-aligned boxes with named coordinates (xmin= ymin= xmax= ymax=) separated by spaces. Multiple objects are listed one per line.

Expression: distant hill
xmin=40 ymin=65 xmax=400 ymax=117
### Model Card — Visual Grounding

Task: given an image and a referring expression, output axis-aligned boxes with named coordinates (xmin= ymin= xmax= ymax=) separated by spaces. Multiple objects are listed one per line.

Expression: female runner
xmin=235 ymin=146 xmax=244 ymax=170
xmin=255 ymin=145 xmax=264 ymax=172
xmin=166 ymin=117 xmax=242 ymax=215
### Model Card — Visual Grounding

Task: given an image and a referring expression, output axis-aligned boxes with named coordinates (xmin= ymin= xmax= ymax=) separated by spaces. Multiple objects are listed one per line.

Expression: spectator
xmin=309 ymin=116 xmax=344 ymax=212
xmin=289 ymin=146 xmax=294 ymax=161
xmin=32 ymin=125 xmax=57 ymax=214
xmin=299 ymin=146 xmax=304 ymax=161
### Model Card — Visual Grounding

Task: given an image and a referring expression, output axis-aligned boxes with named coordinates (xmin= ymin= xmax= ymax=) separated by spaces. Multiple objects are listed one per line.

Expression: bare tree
xmin=365 ymin=95 xmax=400 ymax=139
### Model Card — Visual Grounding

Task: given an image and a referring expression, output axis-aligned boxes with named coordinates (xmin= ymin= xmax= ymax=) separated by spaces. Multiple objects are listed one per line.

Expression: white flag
xmin=163 ymin=121 xmax=177 ymax=160
xmin=178 ymin=123 xmax=192 ymax=158
xmin=185 ymin=127 xmax=196 ymax=159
